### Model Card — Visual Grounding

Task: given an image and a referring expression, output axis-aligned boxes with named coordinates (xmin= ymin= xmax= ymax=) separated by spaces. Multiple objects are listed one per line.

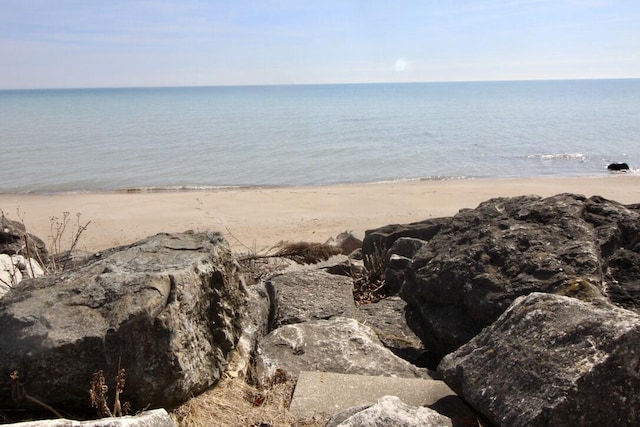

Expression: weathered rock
xmin=438 ymin=293 xmax=640 ymax=427
xmin=267 ymin=270 xmax=356 ymax=326
xmin=326 ymin=231 xmax=364 ymax=256
xmin=608 ymin=162 xmax=630 ymax=171
xmin=357 ymin=296 xmax=426 ymax=365
xmin=364 ymin=194 xmax=640 ymax=360
xmin=384 ymin=237 xmax=426 ymax=294
xmin=329 ymin=396 xmax=453 ymax=427
xmin=225 ymin=281 xmax=273 ymax=380
xmin=0 ymin=254 xmax=45 ymax=298
xmin=255 ymin=317 xmax=430 ymax=385
xmin=322 ymin=257 xmax=366 ymax=278
xmin=6 ymin=409 xmax=175 ymax=426
xmin=290 ymin=371 xmax=474 ymax=423
xmin=0 ymin=215 xmax=49 ymax=265
xmin=0 ymin=231 xmax=246 ymax=413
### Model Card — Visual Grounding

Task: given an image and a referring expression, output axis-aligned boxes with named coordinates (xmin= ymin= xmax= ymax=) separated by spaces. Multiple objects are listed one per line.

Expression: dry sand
xmin=1 ymin=175 xmax=639 ymax=254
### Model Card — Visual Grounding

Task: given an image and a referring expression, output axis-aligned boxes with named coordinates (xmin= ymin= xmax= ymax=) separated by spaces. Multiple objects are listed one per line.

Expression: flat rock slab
xmin=256 ymin=317 xmax=430 ymax=385
xmin=267 ymin=270 xmax=356 ymax=326
xmin=289 ymin=371 xmax=455 ymax=419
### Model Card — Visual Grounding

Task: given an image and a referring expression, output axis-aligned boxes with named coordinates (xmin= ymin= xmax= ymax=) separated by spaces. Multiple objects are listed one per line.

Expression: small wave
xmin=527 ymin=153 xmax=587 ymax=161
xmin=365 ymin=176 xmax=473 ymax=185
xmin=116 ymin=185 xmax=245 ymax=193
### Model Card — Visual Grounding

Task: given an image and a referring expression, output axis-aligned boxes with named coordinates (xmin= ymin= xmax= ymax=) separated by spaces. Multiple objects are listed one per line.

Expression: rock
xmin=6 ymin=408 xmax=175 ymax=426
xmin=329 ymin=396 xmax=453 ymax=427
xmin=364 ymin=194 xmax=640 ymax=361
xmin=0 ymin=215 xmax=49 ymax=265
xmin=362 ymin=218 xmax=448 ymax=273
xmin=255 ymin=317 xmax=431 ymax=385
xmin=0 ymin=231 xmax=246 ymax=413
xmin=383 ymin=237 xmax=426 ymax=294
xmin=357 ymin=296 xmax=426 ymax=365
xmin=290 ymin=371 xmax=475 ymax=423
xmin=326 ymin=231 xmax=364 ymax=256
xmin=0 ymin=254 xmax=44 ymax=298
xmin=607 ymin=162 xmax=630 ymax=171
xmin=267 ymin=270 xmax=357 ymax=327
xmin=322 ymin=257 xmax=366 ymax=278
xmin=438 ymin=293 xmax=640 ymax=427
xmin=225 ymin=281 xmax=273 ymax=380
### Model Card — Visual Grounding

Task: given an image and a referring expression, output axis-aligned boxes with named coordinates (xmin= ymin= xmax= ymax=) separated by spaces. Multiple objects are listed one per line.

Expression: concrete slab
xmin=288 ymin=370 xmax=456 ymax=419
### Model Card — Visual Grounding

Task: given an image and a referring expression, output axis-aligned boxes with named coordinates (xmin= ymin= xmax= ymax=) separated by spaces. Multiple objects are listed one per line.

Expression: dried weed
xmin=170 ymin=376 xmax=328 ymax=427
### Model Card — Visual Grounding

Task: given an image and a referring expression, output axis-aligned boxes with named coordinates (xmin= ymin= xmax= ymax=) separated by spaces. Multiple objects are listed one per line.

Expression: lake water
xmin=1 ymin=79 xmax=639 ymax=193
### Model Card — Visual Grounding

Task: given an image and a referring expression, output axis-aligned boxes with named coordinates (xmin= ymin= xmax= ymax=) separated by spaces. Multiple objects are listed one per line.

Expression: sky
xmin=1 ymin=0 xmax=639 ymax=89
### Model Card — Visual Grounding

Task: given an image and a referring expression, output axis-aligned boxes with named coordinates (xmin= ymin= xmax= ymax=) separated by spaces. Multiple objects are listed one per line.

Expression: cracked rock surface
xmin=0 ymin=231 xmax=246 ymax=412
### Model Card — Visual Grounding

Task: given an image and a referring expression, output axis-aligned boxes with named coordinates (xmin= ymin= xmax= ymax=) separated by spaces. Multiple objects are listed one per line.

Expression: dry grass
xmin=238 ymin=241 xmax=342 ymax=265
xmin=170 ymin=377 xmax=328 ymax=427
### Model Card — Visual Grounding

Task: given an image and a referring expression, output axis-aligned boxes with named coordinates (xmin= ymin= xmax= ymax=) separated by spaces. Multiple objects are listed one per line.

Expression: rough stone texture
xmin=7 ymin=409 xmax=175 ymax=426
xmin=225 ymin=281 xmax=273 ymax=380
xmin=325 ymin=231 xmax=364 ymax=256
xmin=322 ymin=257 xmax=366 ymax=278
xmin=357 ymin=296 xmax=426 ymax=365
xmin=0 ymin=215 xmax=49 ymax=265
xmin=1 ymin=254 xmax=45 ymax=298
xmin=384 ymin=238 xmax=427 ymax=294
xmin=267 ymin=270 xmax=356 ymax=327
xmin=255 ymin=317 xmax=431 ymax=385
xmin=329 ymin=396 xmax=453 ymax=427
xmin=0 ymin=231 xmax=246 ymax=413
xmin=363 ymin=194 xmax=640 ymax=360
xmin=438 ymin=292 xmax=640 ymax=427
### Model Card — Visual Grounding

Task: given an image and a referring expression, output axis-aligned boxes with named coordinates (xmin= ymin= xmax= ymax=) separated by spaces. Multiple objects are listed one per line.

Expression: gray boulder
xmin=255 ymin=317 xmax=431 ymax=385
xmin=438 ymin=292 xmax=640 ymax=427
xmin=357 ymin=296 xmax=426 ymax=365
xmin=329 ymin=396 xmax=453 ymax=427
xmin=267 ymin=270 xmax=357 ymax=326
xmin=363 ymin=194 xmax=640 ymax=361
xmin=0 ymin=231 xmax=246 ymax=413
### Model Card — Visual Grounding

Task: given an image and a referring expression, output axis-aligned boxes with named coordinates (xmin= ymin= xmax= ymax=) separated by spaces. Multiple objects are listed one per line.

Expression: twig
xmin=10 ymin=371 xmax=63 ymax=419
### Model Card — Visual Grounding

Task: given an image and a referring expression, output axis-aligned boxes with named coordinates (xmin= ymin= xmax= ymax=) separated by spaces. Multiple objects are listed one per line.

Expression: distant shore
xmin=1 ymin=175 xmax=639 ymax=253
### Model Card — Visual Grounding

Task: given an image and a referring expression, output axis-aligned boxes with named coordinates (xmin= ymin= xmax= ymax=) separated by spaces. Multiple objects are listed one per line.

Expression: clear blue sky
xmin=1 ymin=0 xmax=639 ymax=89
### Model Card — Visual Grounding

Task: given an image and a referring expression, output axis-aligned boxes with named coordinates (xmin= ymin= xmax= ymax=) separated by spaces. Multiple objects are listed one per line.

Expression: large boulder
xmin=363 ymin=194 xmax=640 ymax=360
xmin=0 ymin=231 xmax=246 ymax=414
xmin=438 ymin=293 xmax=640 ymax=426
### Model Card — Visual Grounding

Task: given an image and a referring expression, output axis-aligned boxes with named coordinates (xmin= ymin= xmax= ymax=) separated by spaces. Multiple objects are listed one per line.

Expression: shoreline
xmin=1 ymin=175 xmax=639 ymax=254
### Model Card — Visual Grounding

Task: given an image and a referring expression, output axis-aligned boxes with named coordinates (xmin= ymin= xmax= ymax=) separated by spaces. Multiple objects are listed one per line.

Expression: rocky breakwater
xmin=363 ymin=193 xmax=640 ymax=425
xmin=364 ymin=193 xmax=640 ymax=362
xmin=0 ymin=231 xmax=246 ymax=415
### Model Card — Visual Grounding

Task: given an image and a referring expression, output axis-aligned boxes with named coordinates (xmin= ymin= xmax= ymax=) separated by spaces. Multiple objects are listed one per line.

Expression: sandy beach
xmin=1 ymin=175 xmax=639 ymax=254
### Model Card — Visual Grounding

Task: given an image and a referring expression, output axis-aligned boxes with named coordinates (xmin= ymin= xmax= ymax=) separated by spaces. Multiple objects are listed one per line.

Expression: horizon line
xmin=2 ymin=76 xmax=639 ymax=92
